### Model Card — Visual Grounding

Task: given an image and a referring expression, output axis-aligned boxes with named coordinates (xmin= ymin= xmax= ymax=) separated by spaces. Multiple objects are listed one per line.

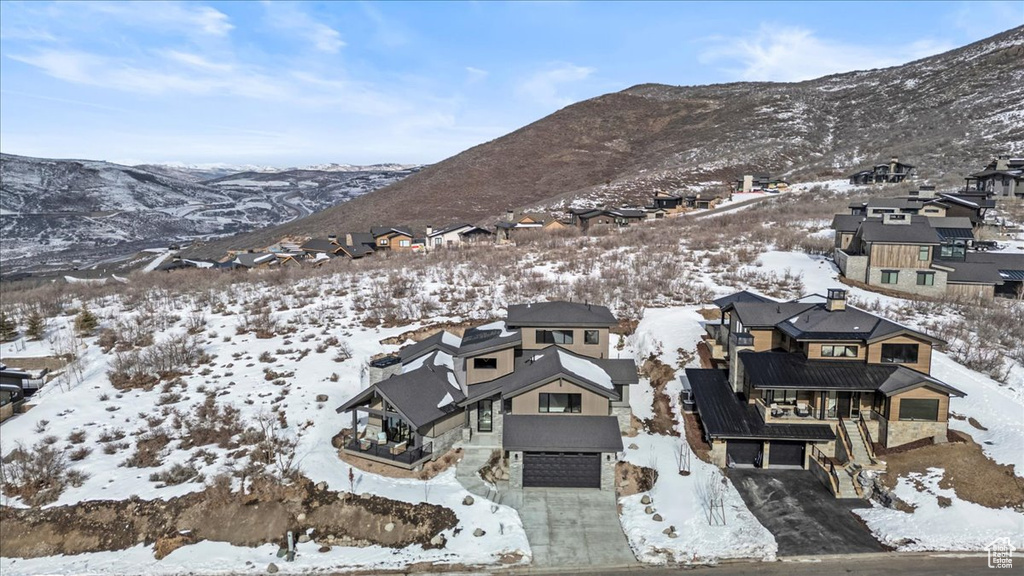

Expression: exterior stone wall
xmin=509 ymin=450 xmax=523 ymax=489
xmin=427 ymin=425 xmax=466 ymax=459
xmin=600 ymin=452 xmax=617 ymax=491
xmin=709 ymin=439 xmax=727 ymax=467
xmin=368 ymin=363 xmax=401 ymax=386
xmin=866 ymin=267 xmax=947 ymax=297
xmin=611 ymin=406 xmax=633 ymax=433
xmin=467 ymin=400 xmax=504 ymax=447
xmin=882 ymin=418 xmax=947 ymax=448
xmin=836 ymin=251 xmax=869 ymax=282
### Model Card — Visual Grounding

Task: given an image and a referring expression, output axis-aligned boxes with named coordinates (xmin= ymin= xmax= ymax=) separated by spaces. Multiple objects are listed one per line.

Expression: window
xmin=918 ymin=246 xmax=930 ymax=261
xmin=473 ymin=357 xmax=498 ymax=370
xmin=538 ymin=393 xmax=582 ymax=413
xmin=537 ymin=329 xmax=574 ymax=345
xmin=880 ymin=343 xmax=919 ymax=364
xmin=477 ymin=400 xmax=493 ymax=432
xmin=939 ymin=242 xmax=966 ymax=260
xmin=898 ymin=398 xmax=939 ymax=421
xmin=584 ymin=330 xmax=600 ymax=345
xmin=399 ymin=239 xmax=411 ymax=247
xmin=765 ymin=389 xmax=797 ymax=404
xmin=379 ymin=238 xmax=389 ymax=246
xmin=613 ymin=384 xmax=625 ymax=402
xmin=916 ymin=272 xmax=935 ymax=286
xmin=880 ymin=270 xmax=899 ymax=284
xmin=821 ymin=344 xmax=858 ymax=358
xmin=433 ymin=237 xmax=443 ymax=245
xmin=502 ymin=398 xmax=512 ymax=413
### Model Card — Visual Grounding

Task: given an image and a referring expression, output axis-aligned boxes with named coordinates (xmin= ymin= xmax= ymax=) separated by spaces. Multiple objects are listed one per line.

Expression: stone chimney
xmin=917 ymin=184 xmax=936 ymax=199
xmin=425 ymin=225 xmax=434 ymax=236
xmin=505 ymin=209 xmax=515 ymax=222
xmin=882 ymin=213 xmax=911 ymax=225
xmin=327 ymin=234 xmax=338 ymax=243
xmin=728 ymin=332 xmax=755 ymax=393
xmin=826 ymin=288 xmax=847 ymax=312
xmin=996 ymin=156 xmax=1009 ymax=171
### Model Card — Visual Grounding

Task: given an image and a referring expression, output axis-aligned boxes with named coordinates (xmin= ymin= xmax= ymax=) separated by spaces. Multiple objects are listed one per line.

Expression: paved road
xmin=501 ymin=554 xmax=1015 ymax=576
xmin=511 ymin=488 xmax=637 ymax=568
xmin=728 ymin=468 xmax=884 ymax=556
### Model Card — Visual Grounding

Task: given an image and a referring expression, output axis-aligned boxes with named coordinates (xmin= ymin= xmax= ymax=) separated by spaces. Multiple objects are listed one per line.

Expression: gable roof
xmin=856 ymin=216 xmax=941 ymax=244
xmin=300 ymin=238 xmax=340 ymax=253
xmin=399 ymin=330 xmax=462 ymax=363
xmin=371 ymin=226 xmax=413 ymax=238
xmin=427 ymin=223 xmax=472 ymax=237
xmin=712 ymin=290 xmax=773 ymax=309
xmin=336 ymin=359 xmax=465 ymax=429
xmin=832 ymin=214 xmax=867 ymax=233
xmin=506 ymin=301 xmax=617 ymax=327
xmin=457 ymin=321 xmax=521 ymax=355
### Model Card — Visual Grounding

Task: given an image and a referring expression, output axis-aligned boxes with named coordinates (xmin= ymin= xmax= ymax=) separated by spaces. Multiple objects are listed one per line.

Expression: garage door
xmin=770 ymin=441 xmax=805 ymax=467
xmin=726 ymin=440 xmax=762 ymax=467
xmin=523 ymin=452 xmax=601 ymax=488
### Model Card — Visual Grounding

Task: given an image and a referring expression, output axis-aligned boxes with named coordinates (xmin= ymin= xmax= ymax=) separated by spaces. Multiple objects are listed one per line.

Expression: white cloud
xmin=699 ymin=25 xmax=955 ymax=82
xmin=516 ymin=62 xmax=596 ymax=109
xmin=465 ymin=67 xmax=489 ymax=83
xmin=263 ymin=3 xmax=345 ymax=54
xmin=82 ymin=2 xmax=234 ymax=37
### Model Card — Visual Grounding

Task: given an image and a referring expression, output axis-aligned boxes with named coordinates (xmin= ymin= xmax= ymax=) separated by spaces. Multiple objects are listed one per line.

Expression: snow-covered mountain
xmin=0 ymin=153 xmax=418 ymax=272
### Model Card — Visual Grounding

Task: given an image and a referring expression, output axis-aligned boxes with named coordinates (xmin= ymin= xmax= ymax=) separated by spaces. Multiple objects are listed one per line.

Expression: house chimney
xmin=995 ymin=156 xmax=1009 ymax=171
xmin=505 ymin=209 xmax=515 ymax=222
xmin=425 ymin=225 xmax=433 ymax=236
xmin=327 ymin=234 xmax=337 ymax=242
xmin=882 ymin=212 xmax=911 ymax=225
xmin=826 ymin=288 xmax=847 ymax=312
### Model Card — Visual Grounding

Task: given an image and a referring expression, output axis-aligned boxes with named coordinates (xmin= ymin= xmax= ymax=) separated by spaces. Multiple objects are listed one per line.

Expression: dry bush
xmin=178 ymin=396 xmax=244 ymax=449
xmin=108 ymin=334 xmax=207 ymax=390
xmin=123 ymin=430 xmax=172 ymax=468
xmin=0 ymin=441 xmax=88 ymax=506
xmin=149 ymin=463 xmax=202 ymax=486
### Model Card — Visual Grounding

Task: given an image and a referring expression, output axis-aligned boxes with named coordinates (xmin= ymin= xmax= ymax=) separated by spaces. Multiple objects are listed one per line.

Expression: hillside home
xmin=648 ymin=192 xmax=685 ymax=214
xmin=495 ymin=212 xmax=546 ymax=243
xmin=569 ymin=208 xmax=647 ymax=232
xmin=371 ymin=226 xmax=414 ymax=251
xmin=832 ymin=213 xmax=994 ymax=298
xmin=847 ymin=187 xmax=991 ymax=225
xmin=300 ymin=233 xmax=376 ymax=259
xmin=425 ymin=224 xmax=494 ymax=250
xmin=732 ymin=174 xmax=789 ymax=193
xmin=964 ymin=156 xmax=1024 ymax=198
xmin=232 ymin=252 xmax=279 ymax=270
xmin=847 ymin=157 xmax=916 ymax=185
xmin=337 ymin=301 xmax=637 ymax=489
xmin=691 ymin=289 xmax=965 ymax=497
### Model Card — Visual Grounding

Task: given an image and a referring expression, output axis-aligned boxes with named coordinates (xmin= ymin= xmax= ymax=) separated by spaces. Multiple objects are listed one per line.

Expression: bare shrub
xmin=0 ymin=441 xmax=88 ymax=506
xmin=124 ymin=430 xmax=171 ymax=468
xmin=149 ymin=463 xmax=202 ymax=486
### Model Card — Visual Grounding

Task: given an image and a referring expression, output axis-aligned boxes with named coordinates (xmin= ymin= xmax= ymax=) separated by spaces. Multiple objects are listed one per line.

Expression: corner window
xmin=880 ymin=343 xmax=919 ymax=364
xmin=502 ymin=398 xmax=512 ymax=413
xmin=538 ymin=393 xmax=581 ymax=413
xmin=473 ymin=357 xmax=498 ymax=370
xmin=881 ymin=270 xmax=899 ymax=284
xmin=584 ymin=330 xmax=600 ymax=345
xmin=898 ymin=398 xmax=939 ymax=421
xmin=918 ymin=246 xmax=930 ymax=261
xmin=916 ymin=272 xmax=935 ymax=286
xmin=537 ymin=329 xmax=574 ymax=345
xmin=822 ymin=344 xmax=858 ymax=358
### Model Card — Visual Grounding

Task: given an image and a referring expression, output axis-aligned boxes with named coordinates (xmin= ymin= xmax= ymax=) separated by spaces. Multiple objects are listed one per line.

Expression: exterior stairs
xmin=842 ymin=419 xmax=874 ymax=468
xmin=835 ymin=469 xmax=859 ymax=498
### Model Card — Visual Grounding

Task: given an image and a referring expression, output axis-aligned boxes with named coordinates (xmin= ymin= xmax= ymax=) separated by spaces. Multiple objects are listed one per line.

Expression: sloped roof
xmin=832 ymin=214 xmax=867 ymax=233
xmin=878 ymin=367 xmax=966 ymax=397
xmin=506 ymin=301 xmax=617 ymax=327
xmin=300 ymin=238 xmax=339 ymax=252
xmin=457 ymin=321 xmax=521 ymax=355
xmin=712 ymin=290 xmax=773 ymax=309
xmin=337 ymin=358 xmax=464 ymax=429
xmin=729 ymin=301 xmax=816 ymax=328
xmin=740 ymin=351 xmax=896 ymax=391
xmin=399 ymin=331 xmax=461 ymax=363
xmin=503 ymin=415 xmax=623 ymax=452
xmin=857 ymin=216 xmax=941 ymax=244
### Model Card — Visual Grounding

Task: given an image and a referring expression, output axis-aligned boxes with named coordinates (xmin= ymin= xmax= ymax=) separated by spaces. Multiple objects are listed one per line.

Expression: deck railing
xmin=809 ymin=444 xmax=840 ymax=496
xmin=836 ymin=415 xmax=855 ymax=465
xmin=857 ymin=412 xmax=877 ymax=462
xmin=343 ymin=435 xmax=432 ymax=466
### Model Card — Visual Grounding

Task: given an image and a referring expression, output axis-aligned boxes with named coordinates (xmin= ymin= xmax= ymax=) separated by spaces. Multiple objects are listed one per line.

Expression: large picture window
xmin=473 ymin=357 xmax=498 ymax=370
xmin=538 ymin=393 xmax=582 ymax=413
xmin=584 ymin=330 xmax=600 ymax=345
xmin=537 ymin=329 xmax=574 ymax=345
xmin=898 ymin=398 xmax=939 ymax=421
xmin=765 ymin=389 xmax=797 ymax=404
xmin=880 ymin=343 xmax=919 ymax=364
xmin=880 ymin=270 xmax=899 ymax=284
xmin=821 ymin=344 xmax=858 ymax=358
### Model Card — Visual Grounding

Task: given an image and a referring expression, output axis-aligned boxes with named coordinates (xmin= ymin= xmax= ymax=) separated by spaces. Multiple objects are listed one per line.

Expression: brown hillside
xmin=190 ymin=26 xmax=1024 ymax=257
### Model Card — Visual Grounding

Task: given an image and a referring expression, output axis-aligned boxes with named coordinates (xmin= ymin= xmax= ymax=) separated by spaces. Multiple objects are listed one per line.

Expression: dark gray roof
xmin=460 ymin=349 xmax=631 ymax=405
xmin=233 ymin=253 xmax=278 ymax=268
xmin=729 ymin=301 xmax=816 ymax=328
xmin=606 ymin=208 xmax=646 ymax=218
xmin=713 ymin=290 xmax=773 ymax=309
xmin=686 ymin=369 xmax=835 ymax=441
xmin=740 ymin=351 xmax=897 ymax=392
xmin=877 ymin=367 xmax=965 ymax=397
xmin=934 ymin=260 xmax=1005 ymax=285
xmin=459 ymin=226 xmax=493 ymax=236
xmin=457 ymin=322 xmax=522 ymax=355
xmin=776 ymin=305 xmax=891 ymax=340
xmin=591 ymin=358 xmax=640 ymax=384
xmin=857 ymin=216 xmax=941 ymax=244
xmin=336 ymin=361 xmax=465 ymax=429
xmin=506 ymin=301 xmax=617 ymax=327
xmin=371 ymin=226 xmax=412 ymax=238
xmin=301 ymin=238 xmax=339 ymax=252
xmin=503 ymin=415 xmax=623 ymax=452
xmin=338 ymin=243 xmax=375 ymax=258
xmin=399 ymin=331 xmax=461 ymax=363
xmin=832 ymin=214 xmax=867 ymax=233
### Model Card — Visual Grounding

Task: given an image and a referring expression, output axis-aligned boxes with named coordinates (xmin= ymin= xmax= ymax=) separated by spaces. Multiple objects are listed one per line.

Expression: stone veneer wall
xmin=467 ymin=401 xmax=504 ymax=447
xmin=600 ymin=452 xmax=617 ymax=491
xmin=866 ymin=267 xmax=947 ymax=297
xmin=611 ymin=405 xmax=633 ymax=433
xmin=880 ymin=417 xmax=948 ymax=448
xmin=427 ymin=425 xmax=466 ymax=460
xmin=509 ymin=450 xmax=523 ymax=489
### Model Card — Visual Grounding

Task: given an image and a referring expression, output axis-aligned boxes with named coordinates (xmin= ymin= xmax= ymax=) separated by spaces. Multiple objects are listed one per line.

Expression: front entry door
xmin=837 ymin=392 xmax=852 ymax=419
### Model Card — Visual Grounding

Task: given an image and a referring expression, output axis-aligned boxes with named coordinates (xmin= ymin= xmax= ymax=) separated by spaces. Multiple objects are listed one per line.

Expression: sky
xmin=0 ymin=1 xmax=1021 ymax=167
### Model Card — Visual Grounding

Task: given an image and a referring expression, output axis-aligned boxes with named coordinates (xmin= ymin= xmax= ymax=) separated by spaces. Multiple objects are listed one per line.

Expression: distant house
xmin=569 ymin=208 xmax=646 ymax=232
xmin=495 ymin=212 xmax=546 ymax=243
xmin=964 ymin=156 xmax=1024 ymax=197
xmin=846 ymin=188 xmax=992 ymax=226
xmin=732 ymin=174 xmax=789 ymax=193
xmin=848 ymin=157 xmax=916 ymax=185
xmin=425 ymin=223 xmax=494 ymax=250
xmin=690 ymin=289 xmax=965 ymax=497
xmin=648 ymin=192 xmax=685 ymax=213
xmin=371 ymin=227 xmax=414 ymax=251
xmin=232 ymin=252 xmax=279 ymax=270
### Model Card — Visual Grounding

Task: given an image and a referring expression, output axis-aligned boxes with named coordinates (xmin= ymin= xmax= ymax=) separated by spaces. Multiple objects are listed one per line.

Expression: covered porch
xmin=338 ymin=389 xmax=434 ymax=469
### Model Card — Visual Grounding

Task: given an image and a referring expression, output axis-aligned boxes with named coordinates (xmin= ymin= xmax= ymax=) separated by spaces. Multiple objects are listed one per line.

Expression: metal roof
xmin=503 ymin=415 xmax=624 ymax=452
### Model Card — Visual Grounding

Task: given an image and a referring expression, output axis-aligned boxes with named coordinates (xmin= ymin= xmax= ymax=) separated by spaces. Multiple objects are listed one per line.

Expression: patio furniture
xmin=770 ymin=402 xmax=782 ymax=417
xmin=390 ymin=441 xmax=408 ymax=455
xmin=359 ymin=438 xmax=372 ymax=451
xmin=795 ymin=402 xmax=811 ymax=417
xmin=377 ymin=431 xmax=387 ymax=444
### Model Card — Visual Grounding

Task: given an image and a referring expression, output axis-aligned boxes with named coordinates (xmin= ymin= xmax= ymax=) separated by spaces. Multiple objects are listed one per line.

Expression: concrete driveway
xmin=728 ymin=468 xmax=884 ymax=556
xmin=510 ymin=488 xmax=637 ymax=568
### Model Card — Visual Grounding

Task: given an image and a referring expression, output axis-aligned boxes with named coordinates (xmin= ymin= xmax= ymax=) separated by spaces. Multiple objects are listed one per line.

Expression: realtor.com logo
xmin=985 ymin=537 xmax=1015 ymax=569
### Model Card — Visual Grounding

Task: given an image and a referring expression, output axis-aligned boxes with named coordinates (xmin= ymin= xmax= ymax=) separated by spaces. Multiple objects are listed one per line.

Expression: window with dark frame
xmin=473 ymin=357 xmax=498 ymax=370
xmin=538 ymin=393 xmax=582 ymax=413
xmin=537 ymin=329 xmax=574 ymax=345
xmin=898 ymin=398 xmax=939 ymax=421
xmin=880 ymin=343 xmax=919 ymax=364
xmin=881 ymin=270 xmax=899 ymax=284
xmin=584 ymin=330 xmax=600 ymax=345
xmin=821 ymin=344 xmax=858 ymax=358
xmin=916 ymin=272 xmax=935 ymax=286
xmin=502 ymin=398 xmax=512 ymax=413
xmin=918 ymin=246 xmax=930 ymax=261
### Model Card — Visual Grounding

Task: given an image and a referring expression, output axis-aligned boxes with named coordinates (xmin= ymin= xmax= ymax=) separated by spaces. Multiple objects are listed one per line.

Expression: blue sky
xmin=1 ymin=1 xmax=1021 ymax=166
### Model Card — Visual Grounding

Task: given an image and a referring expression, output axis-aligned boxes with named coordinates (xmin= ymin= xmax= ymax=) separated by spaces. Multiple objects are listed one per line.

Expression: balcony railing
xmin=343 ymin=437 xmax=432 ymax=467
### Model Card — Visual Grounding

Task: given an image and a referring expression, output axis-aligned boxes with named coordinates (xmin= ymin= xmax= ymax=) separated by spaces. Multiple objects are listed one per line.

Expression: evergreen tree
xmin=26 ymin=310 xmax=46 ymax=341
xmin=0 ymin=311 xmax=17 ymax=342
xmin=74 ymin=308 xmax=98 ymax=335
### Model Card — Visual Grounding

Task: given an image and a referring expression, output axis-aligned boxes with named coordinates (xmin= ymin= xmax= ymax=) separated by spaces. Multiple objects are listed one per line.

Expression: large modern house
xmin=337 ymin=301 xmax=638 ymax=490
xmin=690 ymin=289 xmax=966 ymax=497
xmin=964 ymin=156 xmax=1024 ymax=198
xmin=847 ymin=157 xmax=916 ymax=185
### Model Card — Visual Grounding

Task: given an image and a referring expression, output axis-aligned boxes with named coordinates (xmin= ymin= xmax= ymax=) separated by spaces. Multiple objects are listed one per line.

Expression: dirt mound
xmin=616 ymin=462 xmax=659 ymax=497
xmin=0 ymin=477 xmax=457 ymax=559
xmin=640 ymin=355 xmax=679 ymax=436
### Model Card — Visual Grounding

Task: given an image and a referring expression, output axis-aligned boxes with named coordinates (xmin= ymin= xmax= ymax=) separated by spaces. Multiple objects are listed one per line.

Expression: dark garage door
xmin=523 ymin=452 xmax=601 ymax=488
xmin=726 ymin=440 xmax=762 ymax=467
xmin=770 ymin=441 xmax=805 ymax=467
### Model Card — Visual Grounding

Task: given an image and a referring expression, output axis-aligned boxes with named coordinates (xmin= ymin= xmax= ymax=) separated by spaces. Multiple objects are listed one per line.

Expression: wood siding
xmin=423 ymin=409 xmax=465 ymax=437
xmin=510 ymin=379 xmax=609 ymax=416
xmin=750 ymin=329 xmax=778 ymax=352
xmin=520 ymin=327 xmax=609 ymax=359
xmin=887 ymin=386 xmax=949 ymax=423
xmin=869 ymin=243 xmax=934 ymax=269
xmin=867 ymin=334 xmax=933 ymax=375
xmin=465 ymin=346 xmax=516 ymax=384
xmin=946 ymin=283 xmax=995 ymax=300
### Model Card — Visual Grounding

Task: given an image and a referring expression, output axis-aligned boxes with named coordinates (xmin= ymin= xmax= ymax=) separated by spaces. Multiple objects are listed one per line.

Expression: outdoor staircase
xmin=842 ymin=419 xmax=874 ymax=468
xmin=454 ymin=445 xmax=517 ymax=507
xmin=835 ymin=469 xmax=859 ymax=499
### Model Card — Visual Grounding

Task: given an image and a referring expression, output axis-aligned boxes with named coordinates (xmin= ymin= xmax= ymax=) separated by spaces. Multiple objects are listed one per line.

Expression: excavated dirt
xmin=0 ymin=477 xmax=457 ymax=559
xmin=616 ymin=462 xmax=659 ymax=497
xmin=640 ymin=355 xmax=679 ymax=436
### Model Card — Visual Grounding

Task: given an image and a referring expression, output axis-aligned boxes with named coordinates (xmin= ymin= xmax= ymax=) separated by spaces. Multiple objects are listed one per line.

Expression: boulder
xmin=652 ymin=513 xmax=663 ymax=522
xmin=668 ymin=532 xmax=678 ymax=539
xmin=662 ymin=526 xmax=674 ymax=535
xmin=276 ymin=548 xmax=287 ymax=558
xmin=267 ymin=563 xmax=279 ymax=574
xmin=640 ymin=494 xmax=652 ymax=505
xmin=296 ymin=513 xmax=306 ymax=522
xmin=429 ymin=533 xmax=447 ymax=548
xmin=462 ymin=495 xmax=475 ymax=506
xmin=298 ymin=534 xmax=310 ymax=543
xmin=644 ymin=505 xmax=654 ymax=514
xmin=318 ymin=545 xmax=331 ymax=553
xmin=316 ymin=394 xmax=329 ymax=402
xmin=384 ymin=522 xmax=395 ymax=533
xmin=315 ymin=481 xmax=327 ymax=491
xmin=628 ymin=443 xmax=639 ymax=450
xmin=473 ymin=528 xmax=486 ymax=537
